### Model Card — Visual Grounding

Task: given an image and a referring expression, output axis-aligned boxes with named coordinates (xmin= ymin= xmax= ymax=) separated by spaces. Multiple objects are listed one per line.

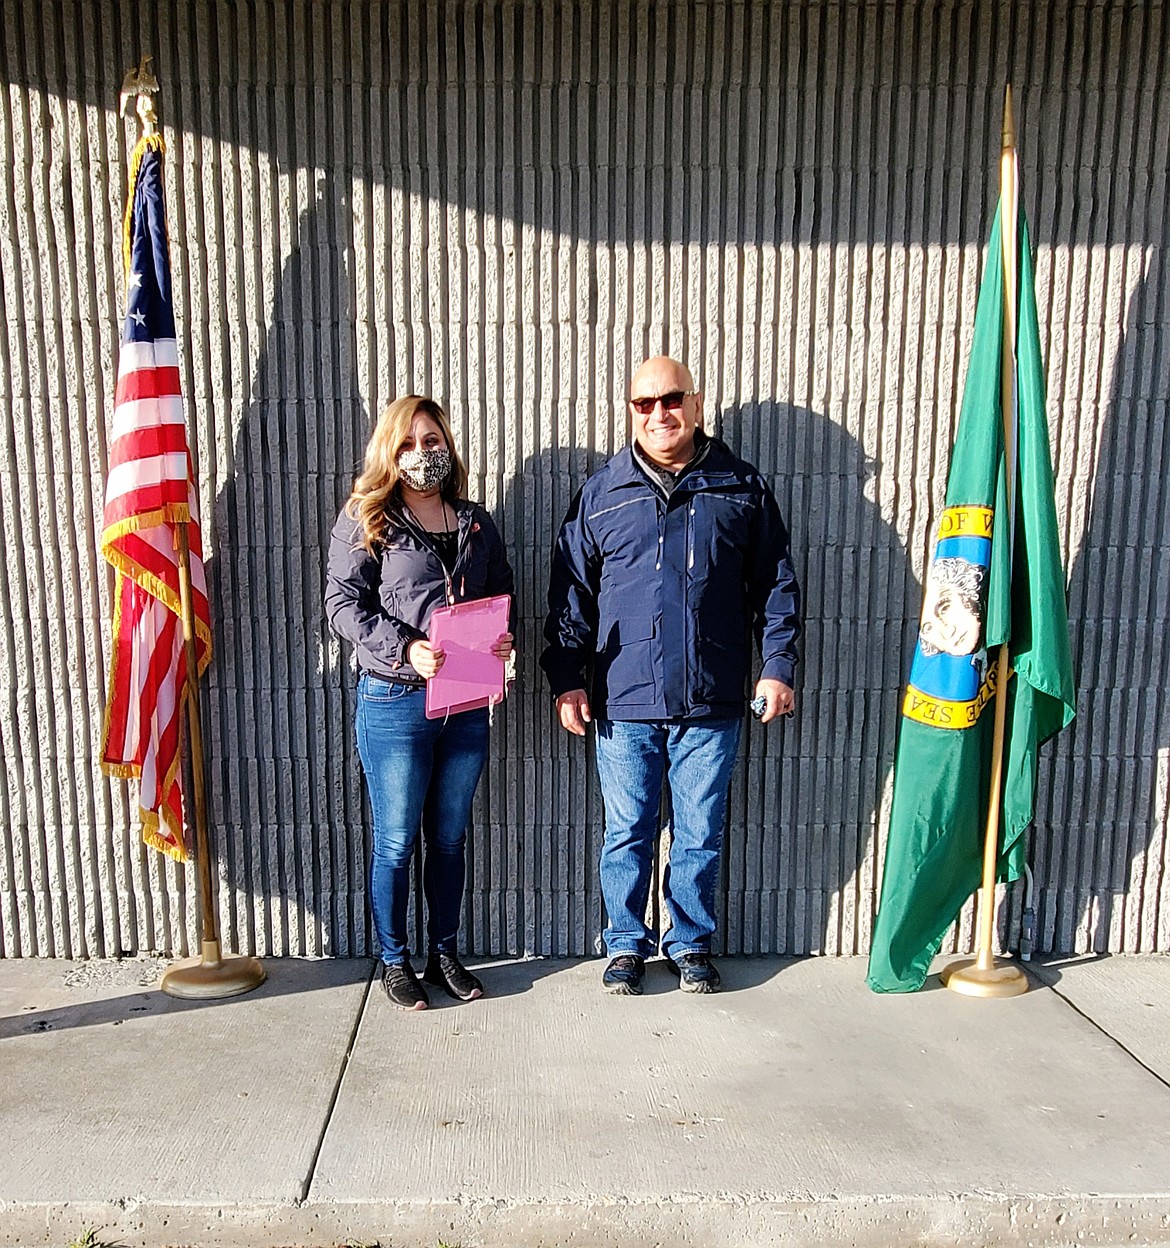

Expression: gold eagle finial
xmin=120 ymin=55 xmax=160 ymax=135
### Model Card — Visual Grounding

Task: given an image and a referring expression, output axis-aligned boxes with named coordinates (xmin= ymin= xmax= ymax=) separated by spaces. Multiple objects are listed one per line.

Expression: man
xmin=541 ymin=357 xmax=801 ymax=995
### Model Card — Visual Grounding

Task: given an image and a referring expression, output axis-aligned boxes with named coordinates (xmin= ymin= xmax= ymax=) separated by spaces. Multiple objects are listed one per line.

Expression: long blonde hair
xmin=346 ymin=396 xmax=469 ymax=550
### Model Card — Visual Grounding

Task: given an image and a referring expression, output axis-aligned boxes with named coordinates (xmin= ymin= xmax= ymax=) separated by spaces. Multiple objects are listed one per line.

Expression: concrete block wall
xmin=0 ymin=1 xmax=1166 ymax=960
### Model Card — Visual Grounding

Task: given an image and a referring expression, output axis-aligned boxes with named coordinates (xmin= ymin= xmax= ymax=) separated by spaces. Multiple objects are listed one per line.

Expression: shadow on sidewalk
xmin=0 ymin=958 xmax=374 ymax=1041
xmin=1022 ymin=952 xmax=1114 ymax=988
xmin=459 ymin=955 xmax=808 ymax=1000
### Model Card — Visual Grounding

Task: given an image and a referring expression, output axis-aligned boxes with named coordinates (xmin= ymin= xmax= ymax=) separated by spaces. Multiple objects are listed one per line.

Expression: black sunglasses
xmin=629 ymin=389 xmax=697 ymax=415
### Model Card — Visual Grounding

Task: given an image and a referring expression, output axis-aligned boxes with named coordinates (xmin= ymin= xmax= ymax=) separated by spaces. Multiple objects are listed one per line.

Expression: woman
xmin=325 ymin=396 xmax=514 ymax=1009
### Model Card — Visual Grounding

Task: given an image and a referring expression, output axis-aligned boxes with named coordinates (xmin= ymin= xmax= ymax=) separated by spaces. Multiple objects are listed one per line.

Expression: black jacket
xmin=541 ymin=437 xmax=801 ymax=720
xmin=325 ymin=497 xmax=514 ymax=682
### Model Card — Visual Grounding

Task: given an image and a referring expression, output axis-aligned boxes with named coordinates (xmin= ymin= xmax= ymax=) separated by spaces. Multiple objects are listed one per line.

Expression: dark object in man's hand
xmin=750 ymin=694 xmax=767 ymax=719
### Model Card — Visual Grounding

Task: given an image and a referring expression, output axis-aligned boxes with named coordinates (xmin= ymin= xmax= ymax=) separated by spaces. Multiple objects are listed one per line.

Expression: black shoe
xmin=423 ymin=952 xmax=484 ymax=1001
xmin=382 ymin=961 xmax=429 ymax=1010
xmin=667 ymin=953 xmax=721 ymax=994
xmin=602 ymin=954 xmax=645 ymax=995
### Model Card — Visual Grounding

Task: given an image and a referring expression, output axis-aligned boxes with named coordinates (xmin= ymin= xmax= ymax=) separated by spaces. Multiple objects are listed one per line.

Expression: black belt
xmin=359 ymin=669 xmax=425 ymax=689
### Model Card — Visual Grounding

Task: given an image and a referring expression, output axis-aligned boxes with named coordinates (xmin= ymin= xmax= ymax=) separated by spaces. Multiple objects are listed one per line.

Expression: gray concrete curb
xmin=5 ymin=1195 xmax=1170 ymax=1248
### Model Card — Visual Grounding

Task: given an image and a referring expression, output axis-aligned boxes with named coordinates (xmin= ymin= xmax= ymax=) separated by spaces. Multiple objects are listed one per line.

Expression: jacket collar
xmin=631 ymin=429 xmax=712 ymax=496
xmin=388 ymin=494 xmax=475 ymax=528
xmin=608 ymin=435 xmax=740 ymax=491
xmin=386 ymin=496 xmax=478 ymax=555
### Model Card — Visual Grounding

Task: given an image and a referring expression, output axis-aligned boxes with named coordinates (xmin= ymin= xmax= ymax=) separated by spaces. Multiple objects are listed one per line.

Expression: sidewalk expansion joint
xmin=298 ymin=958 xmax=376 ymax=1203
xmin=1041 ymin=976 xmax=1170 ymax=1093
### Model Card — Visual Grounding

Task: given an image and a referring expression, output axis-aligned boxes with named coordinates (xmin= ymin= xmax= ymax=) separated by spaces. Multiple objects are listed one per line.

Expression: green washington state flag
xmin=866 ymin=203 xmax=1076 ymax=993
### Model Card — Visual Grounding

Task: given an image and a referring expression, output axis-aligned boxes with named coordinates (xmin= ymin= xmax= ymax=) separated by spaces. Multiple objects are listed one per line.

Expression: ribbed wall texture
xmin=1 ymin=1 xmax=1167 ymax=960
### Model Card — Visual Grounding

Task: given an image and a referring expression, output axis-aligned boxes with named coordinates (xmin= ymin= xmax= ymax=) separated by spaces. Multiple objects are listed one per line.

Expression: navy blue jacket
xmin=541 ymin=437 xmax=801 ymax=720
xmin=325 ymin=498 xmax=514 ymax=683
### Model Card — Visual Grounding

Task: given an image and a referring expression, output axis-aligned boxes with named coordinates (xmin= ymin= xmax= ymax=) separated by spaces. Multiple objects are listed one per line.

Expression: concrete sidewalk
xmin=1 ymin=954 xmax=1169 ymax=1248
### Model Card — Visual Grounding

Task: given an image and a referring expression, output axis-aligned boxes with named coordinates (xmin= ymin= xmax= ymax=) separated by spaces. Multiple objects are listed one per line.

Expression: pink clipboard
xmin=424 ymin=594 xmax=511 ymax=719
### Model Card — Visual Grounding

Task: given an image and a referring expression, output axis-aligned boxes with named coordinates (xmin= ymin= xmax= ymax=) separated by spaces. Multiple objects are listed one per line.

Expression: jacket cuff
xmin=542 ymin=654 xmax=588 ymax=700
xmin=760 ymin=656 xmax=796 ymax=688
xmin=395 ymin=626 xmax=427 ymax=669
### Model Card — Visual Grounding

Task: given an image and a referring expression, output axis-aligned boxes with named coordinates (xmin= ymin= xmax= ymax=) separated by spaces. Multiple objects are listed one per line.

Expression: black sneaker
xmin=667 ymin=953 xmax=721 ymax=994
xmin=382 ymin=961 xmax=429 ymax=1010
xmin=423 ymin=952 xmax=484 ymax=1001
xmin=602 ymin=954 xmax=645 ymax=995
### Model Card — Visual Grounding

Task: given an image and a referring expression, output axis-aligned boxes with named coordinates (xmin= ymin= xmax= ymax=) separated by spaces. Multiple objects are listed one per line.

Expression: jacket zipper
xmin=396 ymin=508 xmax=472 ymax=606
xmin=449 ymin=515 xmax=475 ymax=604
xmin=683 ymin=495 xmax=692 ymax=709
xmin=655 ymin=493 xmax=665 ymax=571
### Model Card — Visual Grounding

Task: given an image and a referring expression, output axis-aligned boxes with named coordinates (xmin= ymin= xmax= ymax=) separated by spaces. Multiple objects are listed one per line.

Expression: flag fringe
xmin=150 ymin=728 xmax=190 ymax=859
xmin=143 ymin=815 xmax=188 ymax=862
xmin=99 ymin=569 xmax=130 ymax=768
xmin=100 ymin=761 xmax=138 ymax=780
xmin=107 ymin=705 xmax=191 ymax=863
xmin=99 ymin=545 xmax=213 ymax=664
xmin=102 ymin=503 xmax=192 ymax=542
xmin=103 ymin=755 xmax=191 ymax=861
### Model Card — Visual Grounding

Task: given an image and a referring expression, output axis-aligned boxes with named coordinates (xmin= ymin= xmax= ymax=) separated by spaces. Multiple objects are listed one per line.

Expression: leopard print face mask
xmin=396 ymin=446 xmax=451 ymax=491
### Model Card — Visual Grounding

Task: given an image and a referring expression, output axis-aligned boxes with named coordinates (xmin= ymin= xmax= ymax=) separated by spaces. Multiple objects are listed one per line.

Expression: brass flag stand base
xmin=940 ymin=952 xmax=1028 ymax=999
xmin=161 ymin=939 xmax=267 ymax=1000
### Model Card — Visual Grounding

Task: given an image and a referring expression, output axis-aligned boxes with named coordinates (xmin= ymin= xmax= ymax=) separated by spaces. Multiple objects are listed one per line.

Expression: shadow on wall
xmin=716 ymin=402 xmax=913 ymax=956
xmin=485 ymin=406 xmax=913 ymax=960
xmin=477 ymin=444 xmax=610 ymax=959
xmin=203 ymin=180 xmax=370 ymax=959
xmin=202 ymin=181 xmax=606 ymax=964
xmin=1041 ymin=272 xmax=1170 ymax=953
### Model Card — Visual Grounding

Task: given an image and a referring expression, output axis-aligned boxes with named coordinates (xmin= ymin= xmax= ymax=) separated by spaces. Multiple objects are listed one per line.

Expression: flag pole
xmin=161 ymin=524 xmax=265 ymax=998
xmin=117 ymin=61 xmax=264 ymax=998
xmin=941 ymin=84 xmax=1029 ymax=999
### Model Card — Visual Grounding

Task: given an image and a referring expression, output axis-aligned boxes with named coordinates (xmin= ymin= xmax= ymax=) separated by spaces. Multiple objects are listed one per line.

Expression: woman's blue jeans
xmin=356 ymin=674 xmax=489 ymax=966
xmin=594 ymin=718 xmax=742 ymax=961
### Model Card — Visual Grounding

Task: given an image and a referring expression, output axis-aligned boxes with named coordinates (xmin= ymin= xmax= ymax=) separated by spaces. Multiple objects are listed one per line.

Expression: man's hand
xmin=490 ymin=632 xmax=514 ymax=660
xmin=754 ymin=678 xmax=795 ymax=724
xmin=555 ymin=689 xmax=592 ymax=736
xmin=408 ymin=639 xmax=446 ymax=679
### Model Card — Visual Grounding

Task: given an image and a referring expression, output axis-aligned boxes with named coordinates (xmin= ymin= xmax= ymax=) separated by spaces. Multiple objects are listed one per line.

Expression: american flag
xmin=100 ymin=134 xmax=211 ymax=860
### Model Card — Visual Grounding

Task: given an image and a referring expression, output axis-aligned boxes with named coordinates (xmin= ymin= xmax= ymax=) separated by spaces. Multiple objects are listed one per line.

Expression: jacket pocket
xmin=597 ymin=615 xmax=657 ymax=701
xmin=695 ymin=626 xmax=750 ymax=700
xmin=360 ymin=674 xmax=417 ymax=702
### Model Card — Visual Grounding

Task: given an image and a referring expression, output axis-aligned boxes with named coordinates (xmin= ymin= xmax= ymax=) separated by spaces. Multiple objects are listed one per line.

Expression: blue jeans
xmin=356 ymin=674 xmax=489 ymax=965
xmin=594 ymin=718 xmax=742 ymax=961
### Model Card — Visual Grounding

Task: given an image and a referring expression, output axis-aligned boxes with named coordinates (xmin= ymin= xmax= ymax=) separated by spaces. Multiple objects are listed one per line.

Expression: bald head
xmin=628 ymin=356 xmax=703 ymax=471
xmin=630 ymin=356 xmax=696 ymax=396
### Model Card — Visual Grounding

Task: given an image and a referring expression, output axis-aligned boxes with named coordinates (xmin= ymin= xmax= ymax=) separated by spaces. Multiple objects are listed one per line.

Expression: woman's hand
xmin=491 ymin=632 xmax=514 ymax=661
xmin=408 ymin=639 xmax=446 ymax=678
